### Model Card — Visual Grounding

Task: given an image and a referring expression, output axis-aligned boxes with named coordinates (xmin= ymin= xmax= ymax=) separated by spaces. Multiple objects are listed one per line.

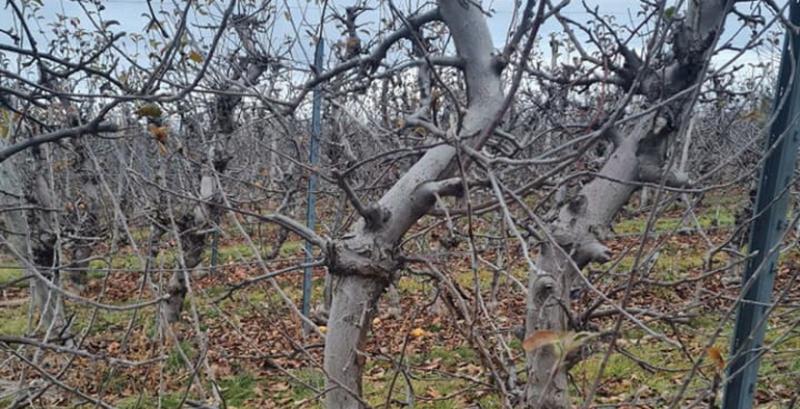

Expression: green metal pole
xmin=302 ymin=39 xmax=324 ymax=320
xmin=723 ymin=3 xmax=800 ymax=408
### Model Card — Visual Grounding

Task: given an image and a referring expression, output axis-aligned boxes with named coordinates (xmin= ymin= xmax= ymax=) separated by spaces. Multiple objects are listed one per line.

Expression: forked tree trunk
xmin=163 ymin=58 xmax=265 ymax=322
xmin=1 ymin=147 xmax=67 ymax=333
xmin=526 ymin=121 xmax=644 ymax=407
xmin=164 ymin=166 xmax=218 ymax=322
xmin=323 ymin=1 xmax=504 ymax=407
xmin=524 ymin=1 xmax=733 ymax=407
xmin=26 ymin=159 xmax=67 ymax=333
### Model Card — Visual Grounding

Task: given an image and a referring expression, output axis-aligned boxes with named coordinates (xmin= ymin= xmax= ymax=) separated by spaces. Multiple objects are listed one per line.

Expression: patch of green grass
xmin=704 ymin=192 xmax=745 ymax=209
xmin=614 ymin=205 xmax=735 ymax=235
xmin=166 ymin=340 xmax=197 ymax=372
xmin=74 ymin=306 xmax=144 ymax=333
xmin=212 ymin=240 xmax=303 ymax=265
xmin=477 ymin=394 xmax=502 ymax=408
xmin=219 ymin=374 xmax=256 ymax=406
xmin=0 ymin=305 xmax=28 ymax=336
xmin=93 ymin=311 xmax=130 ymax=332
xmin=572 ymin=348 xmax=674 ymax=401
xmin=577 ymin=350 xmax=637 ymax=378
xmin=87 ymin=259 xmax=109 ymax=279
xmin=156 ymin=252 xmax=178 ymax=267
xmin=117 ymin=391 xmax=187 ymax=409
xmin=760 ymin=321 xmax=800 ymax=380
xmin=599 ymin=240 xmax=709 ymax=283
xmin=213 ymin=243 xmax=256 ymax=264
xmin=278 ymin=240 xmax=303 ymax=257
xmin=129 ymin=227 xmax=151 ymax=244
xmin=88 ymin=254 xmax=143 ymax=276
xmin=406 ymin=377 xmax=466 ymax=408
xmin=454 ymin=269 xmax=495 ymax=293
xmin=116 ymin=394 xmax=148 ymax=409
xmin=70 ymin=301 xmax=144 ymax=334
xmin=601 ymin=255 xmax=636 ymax=273
xmin=216 ymin=298 xmax=239 ymax=319
xmin=0 ymin=263 xmax=25 ymax=287
xmin=689 ymin=313 xmax=720 ymax=330
xmin=427 ymin=345 xmax=477 ymax=367
xmin=358 ymin=363 xmax=469 ymax=408
xmin=246 ymin=288 xmax=270 ymax=304
xmin=288 ymin=368 xmax=325 ymax=401
xmin=266 ymin=351 xmax=499 ymax=408
xmin=203 ymin=285 xmax=226 ymax=299
xmin=311 ymin=277 xmax=326 ymax=299
xmin=99 ymin=372 xmax=139 ymax=397
xmin=614 ymin=217 xmax=681 ymax=235
xmin=397 ymin=275 xmax=428 ymax=294
xmin=777 ymin=247 xmax=800 ymax=264
xmin=697 ymin=209 xmax=735 ymax=229
xmin=651 ymin=246 xmax=706 ymax=281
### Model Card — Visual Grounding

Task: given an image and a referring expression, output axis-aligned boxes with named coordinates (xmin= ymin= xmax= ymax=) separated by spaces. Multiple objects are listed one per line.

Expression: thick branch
xmin=0 ymin=121 xmax=118 ymax=163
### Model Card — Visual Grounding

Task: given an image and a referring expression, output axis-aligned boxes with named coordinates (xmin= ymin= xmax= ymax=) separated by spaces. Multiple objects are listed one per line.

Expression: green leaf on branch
xmin=135 ymin=103 xmax=163 ymax=118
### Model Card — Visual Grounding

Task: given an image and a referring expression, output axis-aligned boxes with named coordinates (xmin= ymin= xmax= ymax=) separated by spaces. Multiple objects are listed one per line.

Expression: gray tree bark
xmin=64 ymin=142 xmax=104 ymax=288
xmin=524 ymin=1 xmax=734 ymax=407
xmin=163 ymin=59 xmax=266 ymax=322
xmin=0 ymin=142 xmax=66 ymax=333
xmin=323 ymin=1 xmax=504 ymax=407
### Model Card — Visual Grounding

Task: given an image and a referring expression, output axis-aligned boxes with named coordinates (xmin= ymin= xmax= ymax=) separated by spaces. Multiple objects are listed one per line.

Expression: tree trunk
xmin=65 ymin=141 xmax=103 ymax=287
xmin=323 ymin=273 xmax=386 ymax=408
xmin=639 ymin=187 xmax=650 ymax=210
xmin=524 ymin=1 xmax=734 ymax=406
xmin=164 ymin=168 xmax=216 ymax=322
xmin=67 ymin=244 xmax=92 ymax=288
xmin=323 ymin=1 xmax=504 ymax=407
xmin=526 ymin=122 xmax=642 ymax=408
xmin=163 ymin=57 xmax=265 ymax=322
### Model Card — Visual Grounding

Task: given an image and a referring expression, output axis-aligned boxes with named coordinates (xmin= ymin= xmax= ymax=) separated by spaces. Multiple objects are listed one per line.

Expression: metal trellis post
xmin=302 ymin=39 xmax=324 ymax=321
xmin=722 ymin=2 xmax=800 ymax=408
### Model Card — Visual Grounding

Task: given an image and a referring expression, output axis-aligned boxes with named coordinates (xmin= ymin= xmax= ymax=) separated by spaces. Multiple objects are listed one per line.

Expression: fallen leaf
xmin=522 ymin=330 xmax=561 ymax=352
xmin=268 ymin=382 xmax=289 ymax=392
xmin=410 ymin=327 xmax=425 ymax=338
xmin=707 ymin=346 xmax=725 ymax=371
